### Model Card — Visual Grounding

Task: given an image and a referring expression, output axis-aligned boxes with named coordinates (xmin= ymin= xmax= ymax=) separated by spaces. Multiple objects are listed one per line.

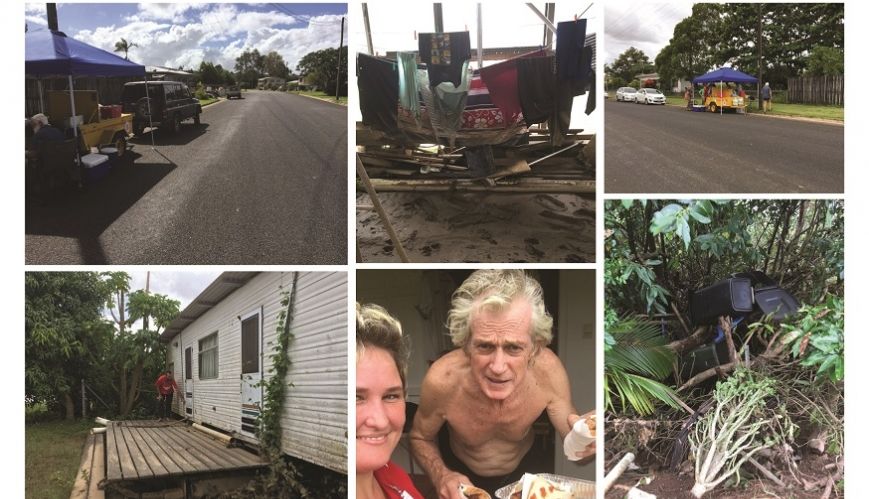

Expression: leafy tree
xmin=296 ymin=46 xmax=348 ymax=96
xmin=103 ymin=273 xmax=180 ymax=417
xmin=114 ymin=37 xmax=138 ymax=60
xmin=805 ymin=46 xmax=844 ymax=76
xmin=25 ymin=272 xmax=114 ymax=419
xmin=235 ymin=48 xmax=266 ymax=88
xmin=606 ymin=47 xmax=654 ymax=90
xmin=263 ymin=51 xmax=291 ymax=80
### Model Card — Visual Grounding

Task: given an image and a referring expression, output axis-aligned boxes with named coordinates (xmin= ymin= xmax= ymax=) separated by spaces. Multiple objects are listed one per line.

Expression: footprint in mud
xmin=479 ymin=229 xmax=497 ymax=245
xmin=524 ymin=238 xmax=545 ymax=260
xmin=383 ymin=245 xmax=394 ymax=255
xmin=534 ymin=194 xmax=567 ymax=212
xmin=420 ymin=242 xmax=441 ymax=257
xmin=565 ymin=254 xmax=587 ymax=263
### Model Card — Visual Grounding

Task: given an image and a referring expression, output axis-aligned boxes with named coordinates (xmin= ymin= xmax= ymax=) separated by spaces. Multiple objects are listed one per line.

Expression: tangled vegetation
xmin=605 ymin=200 xmax=844 ymax=498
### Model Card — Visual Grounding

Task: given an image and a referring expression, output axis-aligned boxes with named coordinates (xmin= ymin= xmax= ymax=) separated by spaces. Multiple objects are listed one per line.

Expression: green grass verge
xmin=662 ymin=97 xmax=843 ymax=121
xmin=198 ymin=97 xmax=219 ymax=107
xmin=26 ymin=419 xmax=93 ymax=499
xmin=293 ymin=90 xmax=347 ymax=105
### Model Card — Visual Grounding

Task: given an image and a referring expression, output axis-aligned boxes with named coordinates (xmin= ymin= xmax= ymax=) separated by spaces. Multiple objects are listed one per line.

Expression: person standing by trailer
xmin=155 ymin=370 xmax=179 ymax=421
xmin=761 ymin=82 xmax=772 ymax=112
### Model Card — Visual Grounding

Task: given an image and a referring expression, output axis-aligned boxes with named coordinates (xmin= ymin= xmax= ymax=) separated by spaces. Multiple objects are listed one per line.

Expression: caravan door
xmin=184 ymin=346 xmax=193 ymax=416
xmin=240 ymin=309 xmax=262 ymax=436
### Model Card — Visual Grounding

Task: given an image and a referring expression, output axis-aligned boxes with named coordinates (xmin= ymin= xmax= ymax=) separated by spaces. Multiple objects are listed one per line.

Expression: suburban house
xmin=160 ymin=271 xmax=348 ymax=474
xmin=257 ymin=76 xmax=287 ymax=89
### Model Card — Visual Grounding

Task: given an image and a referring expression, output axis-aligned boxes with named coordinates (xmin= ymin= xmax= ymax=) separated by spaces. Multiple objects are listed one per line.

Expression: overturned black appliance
xmin=688 ymin=270 xmax=800 ymax=326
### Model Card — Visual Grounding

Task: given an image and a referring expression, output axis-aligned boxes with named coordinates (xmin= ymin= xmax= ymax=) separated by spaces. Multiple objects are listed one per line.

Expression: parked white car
xmin=616 ymin=87 xmax=638 ymax=102
xmin=635 ymin=88 xmax=667 ymax=105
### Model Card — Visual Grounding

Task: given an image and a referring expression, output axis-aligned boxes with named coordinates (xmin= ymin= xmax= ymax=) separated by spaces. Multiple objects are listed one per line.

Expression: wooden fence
xmin=787 ymin=75 xmax=843 ymax=106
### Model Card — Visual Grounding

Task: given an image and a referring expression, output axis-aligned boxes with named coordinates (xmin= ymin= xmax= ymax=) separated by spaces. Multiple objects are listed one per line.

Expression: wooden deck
xmin=104 ymin=420 xmax=268 ymax=484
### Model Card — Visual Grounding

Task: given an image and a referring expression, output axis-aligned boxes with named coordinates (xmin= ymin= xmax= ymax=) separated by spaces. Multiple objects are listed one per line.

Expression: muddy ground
xmin=605 ymin=453 xmax=842 ymax=499
xmin=356 ymin=192 xmax=595 ymax=263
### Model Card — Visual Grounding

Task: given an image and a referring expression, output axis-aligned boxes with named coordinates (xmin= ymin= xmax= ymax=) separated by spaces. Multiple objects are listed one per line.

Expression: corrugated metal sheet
xmin=169 ymin=272 xmax=347 ymax=474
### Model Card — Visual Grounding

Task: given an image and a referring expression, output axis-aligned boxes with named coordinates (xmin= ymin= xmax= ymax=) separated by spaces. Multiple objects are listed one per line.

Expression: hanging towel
xmin=431 ymin=60 xmax=472 ymax=137
xmin=479 ymin=49 xmax=547 ymax=124
xmin=556 ymin=19 xmax=588 ymax=82
xmin=419 ymin=31 xmax=472 ymax=87
xmin=397 ymin=52 xmax=421 ymax=117
xmin=357 ymin=53 xmax=398 ymax=132
xmin=517 ymin=55 xmax=556 ymax=125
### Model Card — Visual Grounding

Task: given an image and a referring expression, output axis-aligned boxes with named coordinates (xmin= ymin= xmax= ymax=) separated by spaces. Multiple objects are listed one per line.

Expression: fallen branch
xmin=747 ymin=457 xmax=784 ymax=487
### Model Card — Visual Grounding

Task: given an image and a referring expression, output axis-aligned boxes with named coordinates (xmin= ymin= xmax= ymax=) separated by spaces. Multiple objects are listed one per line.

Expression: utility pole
xmin=476 ymin=4 xmax=483 ymax=68
xmin=362 ymin=4 xmax=374 ymax=55
xmin=756 ymin=3 xmax=763 ymax=110
xmin=336 ymin=16 xmax=345 ymax=102
xmin=47 ymin=3 xmax=58 ymax=31
xmin=143 ymin=271 xmax=150 ymax=332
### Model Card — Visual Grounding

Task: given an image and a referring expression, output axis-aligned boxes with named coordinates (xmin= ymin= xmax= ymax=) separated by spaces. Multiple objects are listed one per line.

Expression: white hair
xmin=447 ymin=270 xmax=553 ymax=354
xmin=31 ymin=113 xmax=49 ymax=126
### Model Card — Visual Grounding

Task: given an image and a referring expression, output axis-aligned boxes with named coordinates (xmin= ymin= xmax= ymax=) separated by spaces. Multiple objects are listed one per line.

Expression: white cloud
xmin=25 ymin=3 xmax=48 ymax=28
xmin=73 ymin=5 xmax=344 ymax=71
xmin=131 ymin=3 xmax=205 ymax=23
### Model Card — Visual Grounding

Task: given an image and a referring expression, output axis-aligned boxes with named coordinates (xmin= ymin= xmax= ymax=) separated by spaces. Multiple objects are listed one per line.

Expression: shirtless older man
xmin=410 ymin=270 xmax=594 ymax=499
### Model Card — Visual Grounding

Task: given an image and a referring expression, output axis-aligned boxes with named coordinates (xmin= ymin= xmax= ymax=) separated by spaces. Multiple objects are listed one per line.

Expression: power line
xmin=269 ymin=3 xmax=344 ymax=26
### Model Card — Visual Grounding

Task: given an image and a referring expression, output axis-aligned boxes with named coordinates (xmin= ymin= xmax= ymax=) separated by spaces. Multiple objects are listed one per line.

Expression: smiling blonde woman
xmin=356 ymin=303 xmax=423 ymax=499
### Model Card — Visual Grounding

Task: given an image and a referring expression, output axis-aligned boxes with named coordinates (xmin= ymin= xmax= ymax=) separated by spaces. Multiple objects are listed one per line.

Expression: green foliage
xmin=773 ymin=295 xmax=844 ymax=382
xmin=253 ymin=273 xmax=315 ymax=496
xmin=605 ymin=47 xmax=654 ymax=89
xmin=25 ymin=272 xmax=114 ymax=415
xmin=649 ymin=201 xmax=714 ymax=250
xmin=604 ymin=313 xmax=684 ymax=416
xmin=654 ymin=3 xmax=843 ymax=88
xmin=805 ymin=46 xmax=844 ymax=76
xmin=690 ymin=369 xmax=791 ymax=497
xmin=25 ymin=401 xmax=52 ymax=423
xmin=297 ymin=47 xmax=349 ymax=96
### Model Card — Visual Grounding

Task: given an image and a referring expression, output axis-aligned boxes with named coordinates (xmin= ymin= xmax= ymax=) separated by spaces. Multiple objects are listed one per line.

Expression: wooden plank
xmin=105 ymin=424 xmax=122 ymax=481
xmin=69 ymin=433 xmax=94 ymax=499
xmin=126 ymin=426 xmax=169 ymax=479
xmin=131 ymin=426 xmax=185 ymax=478
xmin=162 ymin=426 xmax=230 ymax=472
xmin=87 ymin=434 xmax=106 ymax=499
xmin=116 ymin=423 xmax=150 ymax=480
xmin=180 ymin=426 xmax=262 ymax=468
xmin=146 ymin=424 xmax=213 ymax=474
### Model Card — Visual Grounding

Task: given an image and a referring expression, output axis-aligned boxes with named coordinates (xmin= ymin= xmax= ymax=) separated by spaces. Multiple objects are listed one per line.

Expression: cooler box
xmin=100 ymin=146 xmax=119 ymax=164
xmin=100 ymin=105 xmax=122 ymax=119
xmin=689 ymin=277 xmax=754 ymax=326
xmin=81 ymin=153 xmax=110 ymax=183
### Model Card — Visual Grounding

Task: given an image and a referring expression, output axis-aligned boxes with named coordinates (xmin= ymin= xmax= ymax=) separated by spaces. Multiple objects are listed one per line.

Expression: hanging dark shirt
xmin=418 ymin=31 xmax=472 ymax=87
xmin=357 ymin=53 xmax=399 ymax=132
xmin=517 ymin=55 xmax=557 ymax=125
xmin=556 ymin=19 xmax=588 ymax=82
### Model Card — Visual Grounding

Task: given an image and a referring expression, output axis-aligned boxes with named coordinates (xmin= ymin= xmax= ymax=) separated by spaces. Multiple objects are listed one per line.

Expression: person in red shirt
xmin=154 ymin=370 xmax=179 ymax=421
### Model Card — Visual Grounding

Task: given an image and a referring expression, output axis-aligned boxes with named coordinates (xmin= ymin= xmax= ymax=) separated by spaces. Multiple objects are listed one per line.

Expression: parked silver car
xmin=635 ymin=88 xmax=667 ymax=105
xmin=616 ymin=87 xmax=638 ymax=102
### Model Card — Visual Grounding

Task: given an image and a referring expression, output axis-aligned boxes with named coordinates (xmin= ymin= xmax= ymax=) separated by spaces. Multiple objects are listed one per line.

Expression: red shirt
xmin=373 ymin=461 xmax=423 ymax=499
xmin=155 ymin=374 xmax=179 ymax=395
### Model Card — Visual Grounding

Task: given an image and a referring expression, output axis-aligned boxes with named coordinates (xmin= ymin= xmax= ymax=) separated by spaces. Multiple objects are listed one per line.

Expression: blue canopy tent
xmin=693 ymin=67 xmax=758 ymax=114
xmin=25 ymin=29 xmax=146 ymax=143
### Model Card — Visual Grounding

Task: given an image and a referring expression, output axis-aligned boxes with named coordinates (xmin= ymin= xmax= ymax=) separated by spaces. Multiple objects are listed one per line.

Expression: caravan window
xmin=199 ymin=332 xmax=219 ymax=379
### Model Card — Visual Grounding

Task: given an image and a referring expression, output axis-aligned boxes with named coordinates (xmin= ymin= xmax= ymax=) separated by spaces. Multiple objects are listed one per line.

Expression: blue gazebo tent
xmin=693 ymin=67 xmax=758 ymax=85
xmin=25 ymin=29 xmax=146 ymax=142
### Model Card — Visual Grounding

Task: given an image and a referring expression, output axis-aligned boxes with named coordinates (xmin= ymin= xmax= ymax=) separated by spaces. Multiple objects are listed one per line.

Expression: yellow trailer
xmin=46 ymin=90 xmax=132 ymax=156
xmin=703 ymin=86 xmax=748 ymax=114
xmin=78 ymin=113 xmax=133 ymax=157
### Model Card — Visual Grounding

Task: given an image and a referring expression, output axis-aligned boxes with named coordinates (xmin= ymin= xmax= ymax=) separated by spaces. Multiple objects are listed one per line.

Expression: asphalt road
xmin=26 ymin=91 xmax=347 ymax=264
xmin=604 ymin=100 xmax=843 ymax=193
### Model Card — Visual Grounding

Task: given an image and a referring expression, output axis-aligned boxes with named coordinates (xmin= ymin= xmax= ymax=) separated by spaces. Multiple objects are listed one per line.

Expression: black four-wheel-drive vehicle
xmin=121 ymin=81 xmax=202 ymax=136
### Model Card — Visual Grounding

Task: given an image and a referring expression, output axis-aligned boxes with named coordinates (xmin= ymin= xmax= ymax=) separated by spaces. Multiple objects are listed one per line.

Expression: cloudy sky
xmin=104 ymin=270 xmax=221 ymax=329
xmin=603 ymin=1 xmax=692 ymax=64
xmin=24 ymin=3 xmax=348 ymax=72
